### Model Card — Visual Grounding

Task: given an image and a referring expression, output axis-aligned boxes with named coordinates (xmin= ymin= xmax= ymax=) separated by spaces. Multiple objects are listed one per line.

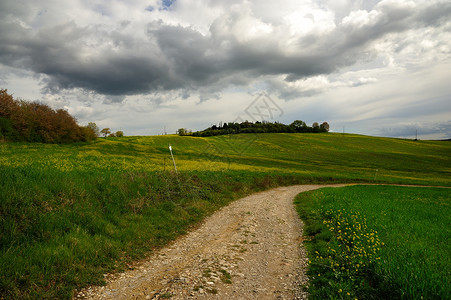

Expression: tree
xmin=0 ymin=89 xmax=97 ymax=143
xmin=116 ymin=131 xmax=124 ymax=137
xmin=53 ymin=108 xmax=80 ymax=143
xmin=0 ymin=117 xmax=13 ymax=141
xmin=100 ymin=128 xmax=111 ymax=137
xmin=87 ymin=122 xmax=100 ymax=137
xmin=290 ymin=120 xmax=307 ymax=132
xmin=0 ymin=89 xmax=17 ymax=119
xmin=178 ymin=128 xmax=186 ymax=136
xmin=178 ymin=128 xmax=191 ymax=136
xmin=312 ymin=122 xmax=320 ymax=133
xmin=80 ymin=126 xmax=97 ymax=141
xmin=320 ymin=122 xmax=330 ymax=132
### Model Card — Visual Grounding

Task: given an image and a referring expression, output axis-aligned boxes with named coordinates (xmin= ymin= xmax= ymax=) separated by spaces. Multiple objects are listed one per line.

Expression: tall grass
xmin=295 ymin=185 xmax=451 ymax=299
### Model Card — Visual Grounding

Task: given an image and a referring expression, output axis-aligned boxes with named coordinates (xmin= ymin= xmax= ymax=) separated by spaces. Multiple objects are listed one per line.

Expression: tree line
xmin=180 ymin=120 xmax=330 ymax=137
xmin=0 ymin=89 xmax=99 ymax=143
xmin=99 ymin=127 xmax=124 ymax=138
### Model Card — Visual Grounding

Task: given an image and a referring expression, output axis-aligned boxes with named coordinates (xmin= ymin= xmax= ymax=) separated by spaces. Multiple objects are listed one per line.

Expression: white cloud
xmin=341 ymin=9 xmax=382 ymax=27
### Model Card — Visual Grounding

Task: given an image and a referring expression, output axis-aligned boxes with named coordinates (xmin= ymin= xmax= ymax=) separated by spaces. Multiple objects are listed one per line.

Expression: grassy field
xmin=295 ymin=185 xmax=450 ymax=299
xmin=1 ymin=133 xmax=450 ymax=298
xmin=1 ymin=133 xmax=450 ymax=184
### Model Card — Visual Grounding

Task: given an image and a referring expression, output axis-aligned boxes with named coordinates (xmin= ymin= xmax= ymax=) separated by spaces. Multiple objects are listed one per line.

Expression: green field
xmin=1 ymin=133 xmax=450 ymax=184
xmin=1 ymin=133 xmax=450 ymax=299
xmin=295 ymin=185 xmax=450 ymax=299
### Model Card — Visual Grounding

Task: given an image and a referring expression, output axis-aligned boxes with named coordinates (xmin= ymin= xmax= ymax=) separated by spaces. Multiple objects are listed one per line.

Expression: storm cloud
xmin=1 ymin=0 xmax=450 ymax=97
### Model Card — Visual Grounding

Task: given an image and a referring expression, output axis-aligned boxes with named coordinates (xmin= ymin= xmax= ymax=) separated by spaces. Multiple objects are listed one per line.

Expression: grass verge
xmin=294 ymin=185 xmax=451 ymax=299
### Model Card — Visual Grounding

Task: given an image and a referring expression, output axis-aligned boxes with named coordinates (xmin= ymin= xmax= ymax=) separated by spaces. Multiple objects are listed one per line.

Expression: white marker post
xmin=169 ymin=144 xmax=178 ymax=174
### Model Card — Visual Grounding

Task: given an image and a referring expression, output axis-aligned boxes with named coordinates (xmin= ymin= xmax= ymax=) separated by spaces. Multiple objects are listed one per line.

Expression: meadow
xmin=1 ymin=133 xmax=449 ymax=184
xmin=1 ymin=133 xmax=450 ymax=298
xmin=295 ymin=185 xmax=450 ymax=299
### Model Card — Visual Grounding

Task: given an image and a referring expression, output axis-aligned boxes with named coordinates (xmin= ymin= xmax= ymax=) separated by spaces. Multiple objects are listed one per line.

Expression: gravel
xmin=75 ymin=184 xmax=346 ymax=300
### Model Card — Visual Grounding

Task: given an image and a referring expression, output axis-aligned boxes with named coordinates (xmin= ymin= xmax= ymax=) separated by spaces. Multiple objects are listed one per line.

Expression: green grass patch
xmin=295 ymin=185 xmax=451 ymax=299
xmin=1 ymin=133 xmax=450 ymax=186
xmin=220 ymin=269 xmax=232 ymax=284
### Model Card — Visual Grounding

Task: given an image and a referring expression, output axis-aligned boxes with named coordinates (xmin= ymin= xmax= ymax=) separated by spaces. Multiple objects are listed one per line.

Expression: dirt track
xmin=76 ymin=184 xmax=347 ymax=300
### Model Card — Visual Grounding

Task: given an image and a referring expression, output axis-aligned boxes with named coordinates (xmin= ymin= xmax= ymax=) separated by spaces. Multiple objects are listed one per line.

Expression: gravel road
xmin=75 ymin=184 xmax=347 ymax=300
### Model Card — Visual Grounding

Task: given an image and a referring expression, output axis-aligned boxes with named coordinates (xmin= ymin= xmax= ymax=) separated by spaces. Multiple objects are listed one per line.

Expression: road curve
xmin=76 ymin=184 xmax=348 ymax=300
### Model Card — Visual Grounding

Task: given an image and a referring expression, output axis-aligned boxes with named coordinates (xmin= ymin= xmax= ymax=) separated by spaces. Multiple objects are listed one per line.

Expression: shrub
xmin=0 ymin=89 xmax=97 ymax=143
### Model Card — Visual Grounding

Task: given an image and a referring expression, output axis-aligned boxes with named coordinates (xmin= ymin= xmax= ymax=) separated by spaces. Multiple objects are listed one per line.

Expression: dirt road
xmin=76 ymin=184 xmax=347 ymax=300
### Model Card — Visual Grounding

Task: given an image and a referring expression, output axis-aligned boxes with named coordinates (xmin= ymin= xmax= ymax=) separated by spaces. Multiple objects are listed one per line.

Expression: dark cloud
xmin=0 ymin=0 xmax=450 ymax=98
xmin=40 ymin=53 xmax=171 ymax=95
xmin=0 ymin=19 xmax=176 ymax=95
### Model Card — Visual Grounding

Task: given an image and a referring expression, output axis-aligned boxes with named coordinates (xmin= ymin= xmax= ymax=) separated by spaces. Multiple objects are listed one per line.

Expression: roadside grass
xmin=1 ymin=133 xmax=450 ymax=298
xmin=0 ymin=167 xmax=304 ymax=299
xmin=294 ymin=185 xmax=451 ymax=299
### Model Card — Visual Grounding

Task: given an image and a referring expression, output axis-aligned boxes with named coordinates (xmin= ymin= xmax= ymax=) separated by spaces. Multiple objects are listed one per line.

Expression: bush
xmin=0 ymin=89 xmax=97 ymax=143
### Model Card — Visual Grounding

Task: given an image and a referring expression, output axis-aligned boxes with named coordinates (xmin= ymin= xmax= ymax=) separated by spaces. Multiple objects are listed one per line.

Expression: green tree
xmin=320 ymin=122 xmax=330 ymax=132
xmin=178 ymin=128 xmax=192 ymax=136
xmin=80 ymin=126 xmax=97 ymax=141
xmin=290 ymin=120 xmax=307 ymax=132
xmin=178 ymin=128 xmax=186 ymax=136
xmin=100 ymin=128 xmax=111 ymax=137
xmin=0 ymin=117 xmax=14 ymax=140
xmin=116 ymin=131 xmax=124 ymax=137
xmin=87 ymin=122 xmax=100 ymax=137
xmin=312 ymin=122 xmax=320 ymax=133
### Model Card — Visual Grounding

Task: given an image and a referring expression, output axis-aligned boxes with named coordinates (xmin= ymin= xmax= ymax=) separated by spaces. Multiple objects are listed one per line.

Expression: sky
xmin=1 ymin=0 xmax=450 ymax=139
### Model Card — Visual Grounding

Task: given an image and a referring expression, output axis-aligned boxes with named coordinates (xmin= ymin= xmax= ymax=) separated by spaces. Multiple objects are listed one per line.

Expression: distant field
xmin=1 ymin=133 xmax=450 ymax=299
xmin=295 ymin=185 xmax=450 ymax=299
xmin=1 ymin=133 xmax=450 ymax=185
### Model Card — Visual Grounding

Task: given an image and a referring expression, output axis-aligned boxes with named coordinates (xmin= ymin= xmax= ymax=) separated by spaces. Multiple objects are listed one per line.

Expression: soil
xmin=75 ymin=184 xmax=347 ymax=300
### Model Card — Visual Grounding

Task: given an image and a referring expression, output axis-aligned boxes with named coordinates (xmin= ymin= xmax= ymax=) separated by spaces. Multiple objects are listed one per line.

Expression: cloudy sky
xmin=1 ymin=0 xmax=450 ymax=139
